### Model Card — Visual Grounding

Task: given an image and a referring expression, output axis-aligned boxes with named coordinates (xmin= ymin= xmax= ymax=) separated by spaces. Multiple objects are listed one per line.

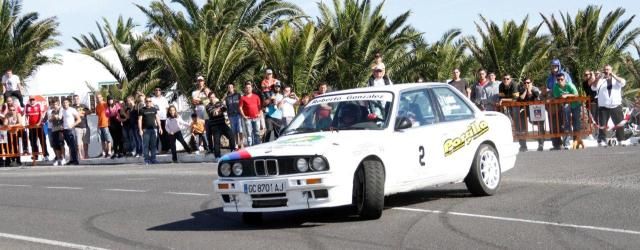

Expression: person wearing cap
xmin=260 ymin=69 xmax=279 ymax=95
xmin=151 ymin=87 xmax=170 ymax=154
xmin=26 ymin=96 xmax=49 ymax=161
xmin=263 ymin=95 xmax=282 ymax=142
xmin=368 ymin=66 xmax=392 ymax=87
xmin=545 ymin=59 xmax=573 ymax=150
xmin=191 ymin=76 xmax=210 ymax=120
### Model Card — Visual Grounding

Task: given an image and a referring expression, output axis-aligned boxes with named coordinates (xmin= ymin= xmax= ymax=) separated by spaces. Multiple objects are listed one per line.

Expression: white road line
xmin=392 ymin=207 xmax=640 ymax=236
xmin=164 ymin=191 xmax=209 ymax=196
xmin=125 ymin=178 xmax=156 ymax=181
xmin=46 ymin=186 xmax=84 ymax=190
xmin=0 ymin=184 xmax=32 ymax=187
xmin=0 ymin=231 xmax=109 ymax=250
xmin=104 ymin=189 xmax=147 ymax=193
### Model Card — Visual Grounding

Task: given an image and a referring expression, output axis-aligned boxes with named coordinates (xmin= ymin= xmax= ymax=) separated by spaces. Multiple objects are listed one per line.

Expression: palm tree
xmin=622 ymin=42 xmax=640 ymax=98
xmin=317 ymin=0 xmax=420 ymax=89
xmin=137 ymin=0 xmax=303 ymax=97
xmin=69 ymin=15 xmax=137 ymax=53
xmin=0 ymin=0 xmax=59 ymax=82
xmin=541 ymin=5 xmax=640 ymax=91
xmin=464 ymin=15 xmax=551 ymax=83
xmin=243 ymin=22 xmax=330 ymax=94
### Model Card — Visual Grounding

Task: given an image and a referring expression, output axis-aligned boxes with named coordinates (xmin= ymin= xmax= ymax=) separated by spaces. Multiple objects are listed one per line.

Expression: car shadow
xmin=147 ymin=188 xmax=473 ymax=231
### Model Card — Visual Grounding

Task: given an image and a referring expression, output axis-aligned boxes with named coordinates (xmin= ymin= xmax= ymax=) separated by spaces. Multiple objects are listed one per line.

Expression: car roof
xmin=321 ymin=82 xmax=448 ymax=96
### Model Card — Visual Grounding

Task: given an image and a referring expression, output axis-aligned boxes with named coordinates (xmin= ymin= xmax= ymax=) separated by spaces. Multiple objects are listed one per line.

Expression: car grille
xmin=254 ymin=159 xmax=279 ymax=176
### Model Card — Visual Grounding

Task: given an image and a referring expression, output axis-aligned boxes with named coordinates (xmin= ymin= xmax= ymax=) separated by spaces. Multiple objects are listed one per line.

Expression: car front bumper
xmin=213 ymin=173 xmax=353 ymax=213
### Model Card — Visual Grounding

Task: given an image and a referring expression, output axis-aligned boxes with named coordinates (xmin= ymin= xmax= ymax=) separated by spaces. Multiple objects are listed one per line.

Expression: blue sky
xmin=22 ymin=0 xmax=640 ymax=50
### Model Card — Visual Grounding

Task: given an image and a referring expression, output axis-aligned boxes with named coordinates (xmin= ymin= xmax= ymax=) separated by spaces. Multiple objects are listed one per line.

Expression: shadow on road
xmin=147 ymin=188 xmax=472 ymax=231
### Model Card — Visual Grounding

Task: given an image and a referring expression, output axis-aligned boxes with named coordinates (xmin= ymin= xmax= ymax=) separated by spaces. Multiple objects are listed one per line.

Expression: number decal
xmin=418 ymin=146 xmax=425 ymax=166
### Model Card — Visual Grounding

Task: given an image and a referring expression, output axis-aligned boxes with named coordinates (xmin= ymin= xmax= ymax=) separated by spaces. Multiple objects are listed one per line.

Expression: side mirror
xmin=395 ymin=116 xmax=412 ymax=130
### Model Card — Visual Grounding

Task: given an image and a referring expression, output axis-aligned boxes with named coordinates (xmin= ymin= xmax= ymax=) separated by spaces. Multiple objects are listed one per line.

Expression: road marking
xmin=0 ymin=231 xmax=109 ymax=250
xmin=46 ymin=186 xmax=84 ymax=190
xmin=0 ymin=184 xmax=32 ymax=187
xmin=126 ymin=177 xmax=156 ymax=181
xmin=164 ymin=191 xmax=209 ymax=196
xmin=104 ymin=189 xmax=147 ymax=193
xmin=392 ymin=207 xmax=640 ymax=236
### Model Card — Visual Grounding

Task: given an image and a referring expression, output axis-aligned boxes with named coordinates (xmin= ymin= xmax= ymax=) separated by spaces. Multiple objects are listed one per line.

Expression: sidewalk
xmin=19 ymin=151 xmax=226 ymax=167
xmin=516 ymin=136 xmax=639 ymax=152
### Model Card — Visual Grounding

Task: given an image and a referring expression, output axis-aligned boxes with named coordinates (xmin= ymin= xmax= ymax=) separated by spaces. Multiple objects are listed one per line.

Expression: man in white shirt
xmin=61 ymin=98 xmax=81 ymax=165
xmin=279 ymin=86 xmax=299 ymax=125
xmin=2 ymin=69 xmax=24 ymax=107
xmin=590 ymin=65 xmax=626 ymax=146
xmin=191 ymin=76 xmax=210 ymax=119
xmin=367 ymin=66 xmax=392 ymax=87
xmin=151 ymin=87 xmax=170 ymax=153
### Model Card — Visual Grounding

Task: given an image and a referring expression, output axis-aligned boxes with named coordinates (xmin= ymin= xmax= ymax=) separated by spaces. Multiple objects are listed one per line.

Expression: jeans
xmin=142 ymin=128 xmax=158 ymax=162
xmin=562 ymin=104 xmax=582 ymax=135
xmin=124 ymin=125 xmax=142 ymax=155
xmin=28 ymin=127 xmax=49 ymax=158
xmin=245 ymin=117 xmax=261 ymax=146
xmin=63 ymin=129 xmax=78 ymax=163
xmin=263 ymin=116 xmax=282 ymax=142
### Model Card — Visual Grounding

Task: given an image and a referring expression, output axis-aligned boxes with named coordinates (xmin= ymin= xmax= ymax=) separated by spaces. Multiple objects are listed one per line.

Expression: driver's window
xmin=397 ymin=89 xmax=437 ymax=127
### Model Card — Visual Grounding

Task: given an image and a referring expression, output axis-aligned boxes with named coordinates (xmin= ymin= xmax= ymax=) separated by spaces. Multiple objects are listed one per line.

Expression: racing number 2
xmin=418 ymin=146 xmax=425 ymax=167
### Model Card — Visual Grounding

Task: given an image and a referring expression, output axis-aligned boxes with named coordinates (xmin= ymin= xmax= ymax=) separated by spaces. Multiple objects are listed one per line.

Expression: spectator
xmin=72 ymin=94 xmax=91 ymax=160
xmin=151 ymin=88 xmax=170 ymax=154
xmin=470 ymin=69 xmax=489 ymax=109
xmin=95 ymin=94 xmax=112 ymax=158
xmin=204 ymin=92 xmax=219 ymax=153
xmin=106 ymin=96 xmax=124 ymax=159
xmin=582 ymin=70 xmax=599 ymax=141
xmin=165 ymin=105 xmax=192 ymax=163
xmin=263 ymin=96 xmax=282 ymax=142
xmin=498 ymin=74 xmax=519 ymax=102
xmin=553 ymin=73 xmax=580 ymax=149
xmin=368 ymin=66 xmax=392 ymax=87
xmin=3 ymin=104 xmax=24 ymax=166
xmin=371 ymin=52 xmax=386 ymax=73
xmin=280 ymin=86 xmax=299 ymax=125
xmin=138 ymin=97 xmax=162 ymax=165
xmin=239 ymin=81 xmax=263 ymax=146
xmin=1 ymin=96 xmax=28 ymax=154
xmin=2 ymin=69 xmax=24 ymax=107
xmin=299 ymin=93 xmax=312 ymax=110
xmin=448 ymin=68 xmax=471 ymax=98
xmin=224 ymin=83 xmax=243 ymax=149
xmin=517 ymin=78 xmax=544 ymax=151
xmin=590 ymin=65 xmax=626 ymax=146
xmin=482 ymin=73 xmax=500 ymax=111
xmin=61 ymin=99 xmax=80 ymax=165
xmin=192 ymin=76 xmax=210 ymax=120
xmin=25 ymin=97 xmax=48 ymax=161
xmin=47 ymin=100 xmax=65 ymax=166
xmin=314 ymin=82 xmax=329 ymax=98
xmin=189 ymin=113 xmax=207 ymax=153
xmin=545 ymin=59 xmax=573 ymax=97
xmin=545 ymin=59 xmax=573 ymax=150
xmin=206 ymin=93 xmax=235 ymax=159
xmin=124 ymin=96 xmax=142 ymax=157
xmin=260 ymin=69 xmax=279 ymax=97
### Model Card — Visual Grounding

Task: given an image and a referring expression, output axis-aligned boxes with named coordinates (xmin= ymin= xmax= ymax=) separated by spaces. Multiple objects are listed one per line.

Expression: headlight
xmin=311 ymin=157 xmax=328 ymax=171
xmin=232 ymin=162 xmax=243 ymax=176
xmin=220 ymin=163 xmax=231 ymax=177
xmin=296 ymin=158 xmax=309 ymax=172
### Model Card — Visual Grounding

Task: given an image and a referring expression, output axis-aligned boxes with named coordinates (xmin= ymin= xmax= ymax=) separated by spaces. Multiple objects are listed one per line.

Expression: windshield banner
xmin=308 ymin=92 xmax=393 ymax=106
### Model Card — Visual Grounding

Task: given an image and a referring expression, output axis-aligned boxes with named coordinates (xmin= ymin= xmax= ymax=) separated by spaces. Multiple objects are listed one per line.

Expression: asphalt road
xmin=0 ymin=146 xmax=639 ymax=249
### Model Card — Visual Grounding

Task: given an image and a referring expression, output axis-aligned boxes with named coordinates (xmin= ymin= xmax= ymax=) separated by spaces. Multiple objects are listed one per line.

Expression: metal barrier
xmin=0 ymin=125 xmax=47 ymax=166
xmin=497 ymin=97 xmax=593 ymax=141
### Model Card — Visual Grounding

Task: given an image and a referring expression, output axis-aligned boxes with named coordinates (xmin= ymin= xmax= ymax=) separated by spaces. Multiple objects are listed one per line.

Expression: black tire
xmin=352 ymin=160 xmax=385 ymax=220
xmin=242 ymin=212 xmax=263 ymax=225
xmin=464 ymin=144 xmax=501 ymax=196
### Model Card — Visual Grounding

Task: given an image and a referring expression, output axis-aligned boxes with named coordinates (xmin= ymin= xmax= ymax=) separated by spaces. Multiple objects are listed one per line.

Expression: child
xmin=166 ymin=106 xmax=192 ymax=163
xmin=189 ymin=113 xmax=207 ymax=154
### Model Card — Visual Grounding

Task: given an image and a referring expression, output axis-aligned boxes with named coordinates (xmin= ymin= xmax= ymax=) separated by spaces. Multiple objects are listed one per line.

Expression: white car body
xmin=214 ymin=83 xmax=518 ymax=213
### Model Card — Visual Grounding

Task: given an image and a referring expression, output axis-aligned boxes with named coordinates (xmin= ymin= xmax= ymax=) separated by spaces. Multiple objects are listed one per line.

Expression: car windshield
xmin=283 ymin=92 xmax=394 ymax=136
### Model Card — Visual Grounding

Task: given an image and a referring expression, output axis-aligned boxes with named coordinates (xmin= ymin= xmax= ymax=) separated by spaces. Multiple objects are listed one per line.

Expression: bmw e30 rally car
xmin=214 ymin=83 xmax=518 ymax=223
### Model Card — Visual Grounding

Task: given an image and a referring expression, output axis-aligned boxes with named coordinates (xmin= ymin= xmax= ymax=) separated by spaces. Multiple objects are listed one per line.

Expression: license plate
xmin=244 ymin=181 xmax=287 ymax=194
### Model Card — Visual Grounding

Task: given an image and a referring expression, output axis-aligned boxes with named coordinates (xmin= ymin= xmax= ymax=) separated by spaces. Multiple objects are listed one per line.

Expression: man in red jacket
xmin=239 ymin=81 xmax=263 ymax=146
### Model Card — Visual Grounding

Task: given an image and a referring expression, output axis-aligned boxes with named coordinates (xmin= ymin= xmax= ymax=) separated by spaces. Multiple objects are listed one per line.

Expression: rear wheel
xmin=352 ymin=160 xmax=385 ymax=220
xmin=242 ymin=212 xmax=263 ymax=225
xmin=464 ymin=144 xmax=501 ymax=196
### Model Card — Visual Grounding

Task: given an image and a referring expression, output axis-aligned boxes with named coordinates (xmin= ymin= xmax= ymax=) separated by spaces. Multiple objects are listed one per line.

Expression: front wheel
xmin=464 ymin=144 xmax=501 ymax=196
xmin=352 ymin=160 xmax=385 ymax=220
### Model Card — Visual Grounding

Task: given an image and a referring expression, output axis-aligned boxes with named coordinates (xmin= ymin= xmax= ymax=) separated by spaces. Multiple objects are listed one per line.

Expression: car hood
xmin=219 ymin=131 xmax=379 ymax=161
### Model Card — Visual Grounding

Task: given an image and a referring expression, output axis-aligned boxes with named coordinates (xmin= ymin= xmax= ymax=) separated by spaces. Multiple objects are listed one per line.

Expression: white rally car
xmin=214 ymin=83 xmax=518 ymax=223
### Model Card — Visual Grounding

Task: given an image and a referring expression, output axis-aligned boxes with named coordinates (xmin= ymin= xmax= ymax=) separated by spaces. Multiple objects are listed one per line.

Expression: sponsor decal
xmin=443 ymin=121 xmax=489 ymax=157
xmin=308 ymin=93 xmax=392 ymax=106
xmin=220 ymin=149 xmax=252 ymax=161
xmin=276 ymin=135 xmax=325 ymax=145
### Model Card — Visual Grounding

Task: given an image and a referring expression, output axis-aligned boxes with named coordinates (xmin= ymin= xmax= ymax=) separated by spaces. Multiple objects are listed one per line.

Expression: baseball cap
xmin=196 ymin=76 xmax=205 ymax=81
xmin=266 ymin=69 xmax=273 ymax=74
xmin=373 ymin=65 xmax=384 ymax=72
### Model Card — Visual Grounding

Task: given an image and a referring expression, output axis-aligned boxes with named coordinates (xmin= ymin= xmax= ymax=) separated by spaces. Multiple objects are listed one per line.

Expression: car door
xmin=431 ymin=86 xmax=481 ymax=180
xmin=390 ymin=88 xmax=445 ymax=186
